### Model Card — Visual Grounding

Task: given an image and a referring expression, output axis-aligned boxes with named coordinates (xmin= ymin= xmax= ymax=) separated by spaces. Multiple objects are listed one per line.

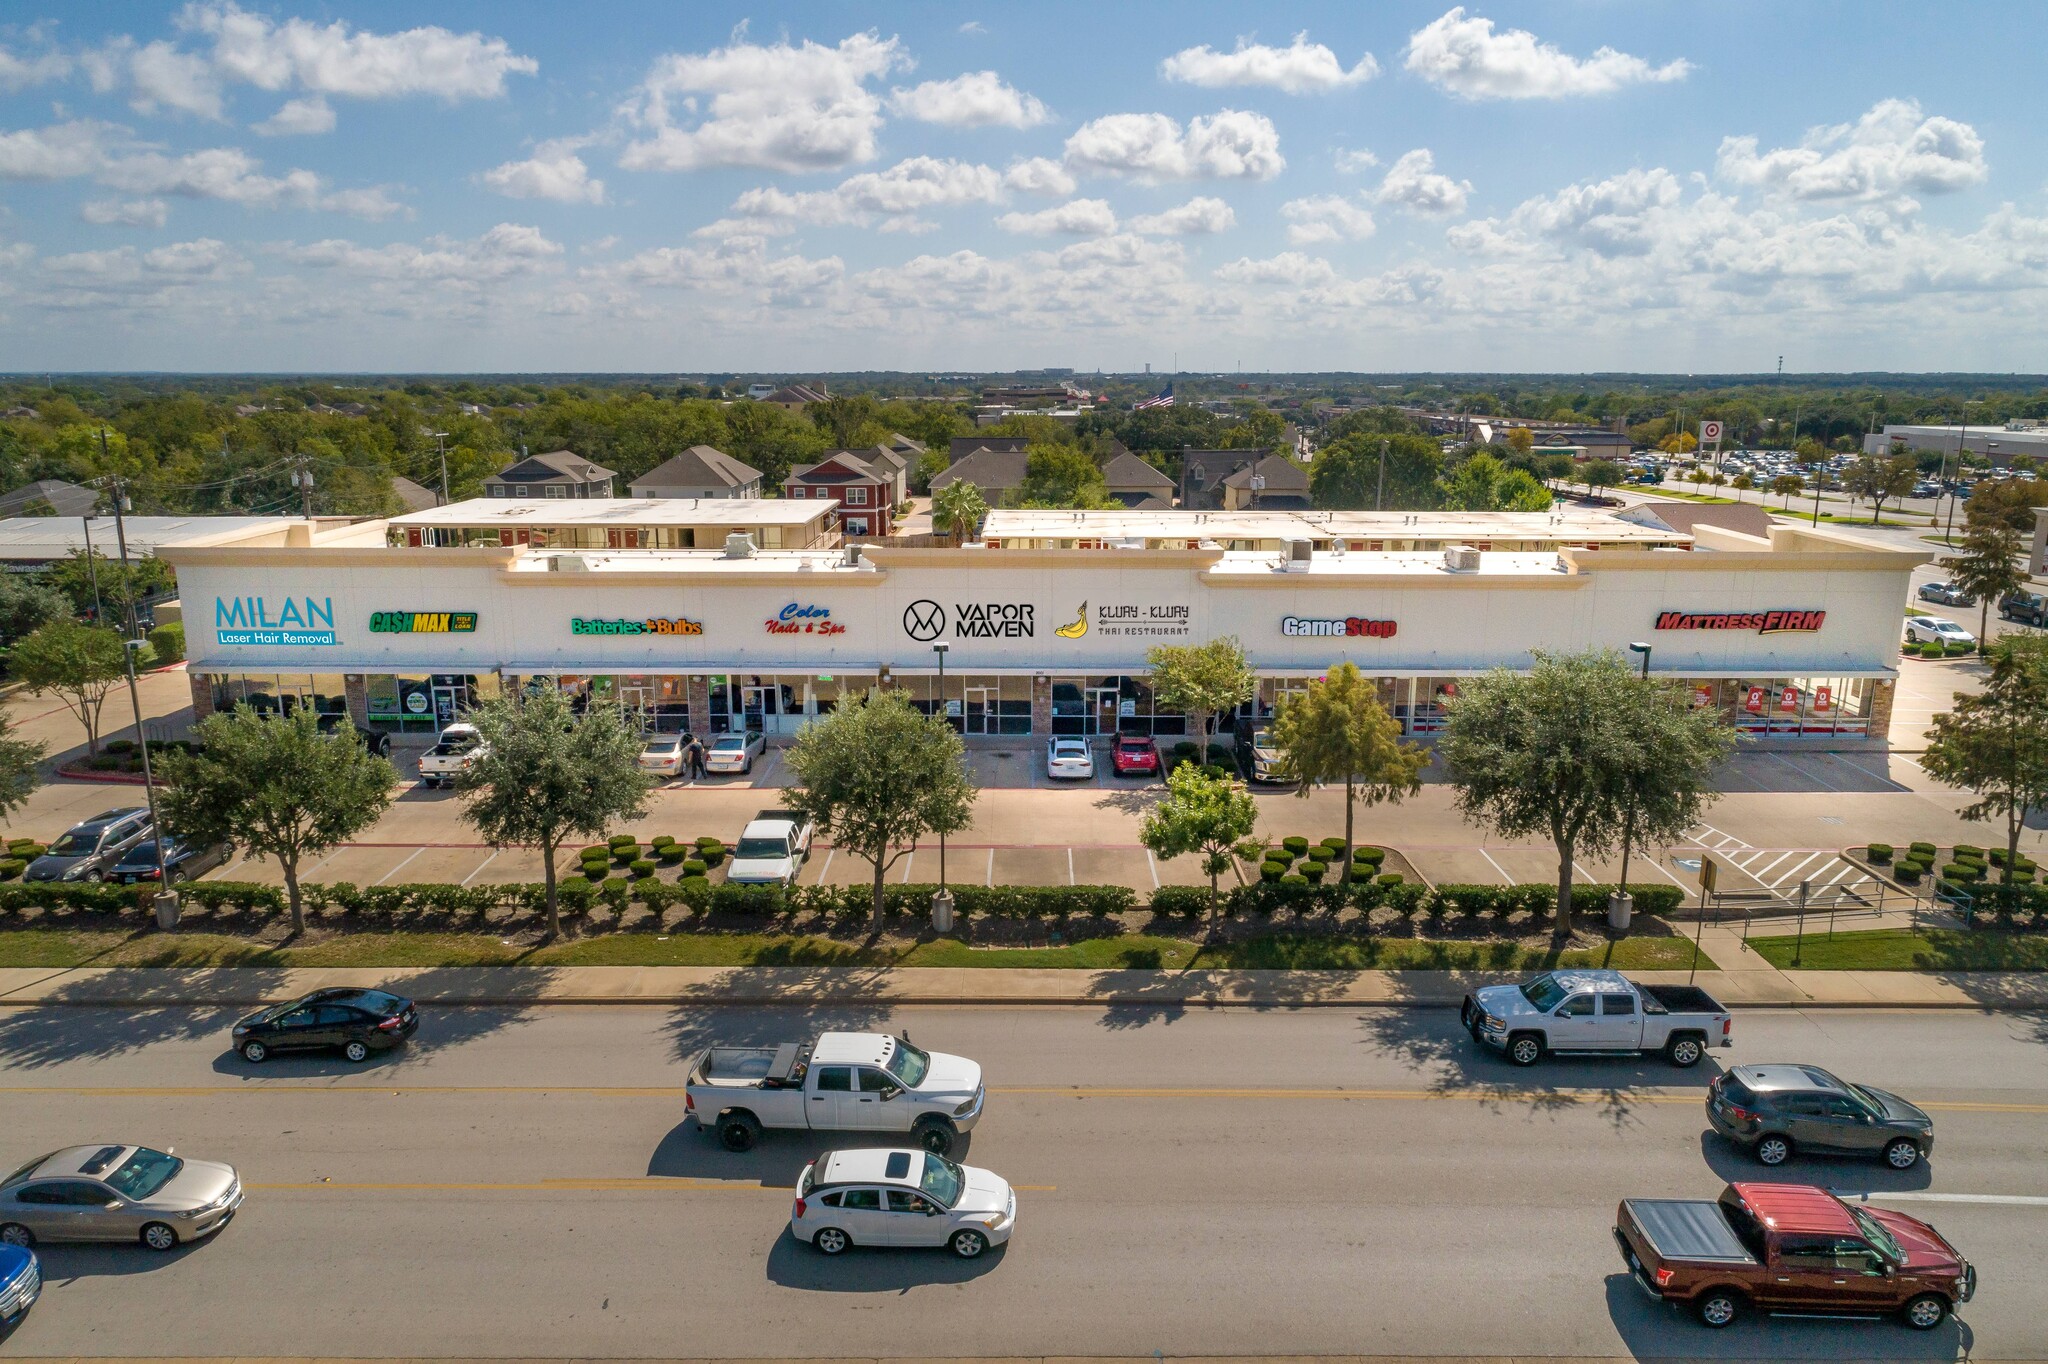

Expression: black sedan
xmin=315 ymin=713 xmax=392 ymax=757
xmin=108 ymin=837 xmax=230 ymax=886
xmin=231 ymin=987 xmax=419 ymax=1064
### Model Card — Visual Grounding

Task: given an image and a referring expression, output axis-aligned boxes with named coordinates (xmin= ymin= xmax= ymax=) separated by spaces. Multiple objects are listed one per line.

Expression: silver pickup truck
xmin=685 ymin=1031 xmax=985 ymax=1155
xmin=1461 ymin=968 xmax=1731 ymax=1067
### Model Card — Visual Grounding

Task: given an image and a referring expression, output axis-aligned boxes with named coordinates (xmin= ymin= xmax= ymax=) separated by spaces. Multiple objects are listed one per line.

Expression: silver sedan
xmin=0 ymin=1145 xmax=242 ymax=1252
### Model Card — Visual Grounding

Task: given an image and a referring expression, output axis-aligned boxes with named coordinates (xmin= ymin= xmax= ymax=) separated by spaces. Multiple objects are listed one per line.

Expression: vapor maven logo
xmin=902 ymin=599 xmax=945 ymax=641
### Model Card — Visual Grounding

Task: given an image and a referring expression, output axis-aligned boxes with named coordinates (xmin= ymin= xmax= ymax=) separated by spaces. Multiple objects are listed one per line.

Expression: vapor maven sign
xmin=1655 ymin=610 xmax=1826 ymax=634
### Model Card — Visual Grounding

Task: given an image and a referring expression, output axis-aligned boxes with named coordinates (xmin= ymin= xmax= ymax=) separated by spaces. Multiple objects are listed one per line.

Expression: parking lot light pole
xmin=1610 ymin=641 xmax=1655 ymax=936
xmin=931 ymin=641 xmax=954 ymax=933
xmin=105 ymin=464 xmax=174 ymax=919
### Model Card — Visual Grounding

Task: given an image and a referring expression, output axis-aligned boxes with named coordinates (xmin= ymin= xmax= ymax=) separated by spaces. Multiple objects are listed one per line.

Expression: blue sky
xmin=2 ymin=2 xmax=2045 ymax=373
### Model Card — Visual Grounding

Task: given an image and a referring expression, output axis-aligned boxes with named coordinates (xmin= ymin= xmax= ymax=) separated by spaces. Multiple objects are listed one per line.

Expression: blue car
xmin=0 ymin=1242 xmax=39 ymax=1329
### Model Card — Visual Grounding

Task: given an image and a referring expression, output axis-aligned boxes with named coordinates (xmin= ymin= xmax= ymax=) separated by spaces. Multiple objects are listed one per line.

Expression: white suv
xmin=791 ymin=1148 xmax=1016 ymax=1259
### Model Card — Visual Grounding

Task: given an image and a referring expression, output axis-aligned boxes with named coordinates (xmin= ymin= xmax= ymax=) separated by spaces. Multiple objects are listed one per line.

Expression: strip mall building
xmin=159 ymin=500 xmax=1929 ymax=745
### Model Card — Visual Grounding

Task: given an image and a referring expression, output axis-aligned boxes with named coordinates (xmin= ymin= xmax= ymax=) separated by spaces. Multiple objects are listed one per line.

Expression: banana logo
xmin=1054 ymin=602 xmax=1088 ymax=639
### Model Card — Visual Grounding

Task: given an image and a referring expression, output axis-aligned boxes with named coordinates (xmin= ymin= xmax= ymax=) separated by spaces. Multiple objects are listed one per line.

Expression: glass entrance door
xmin=965 ymin=686 xmax=996 ymax=735
xmin=619 ymin=682 xmax=655 ymax=731
xmin=1089 ymin=687 xmax=1119 ymax=737
xmin=741 ymin=685 xmax=771 ymax=732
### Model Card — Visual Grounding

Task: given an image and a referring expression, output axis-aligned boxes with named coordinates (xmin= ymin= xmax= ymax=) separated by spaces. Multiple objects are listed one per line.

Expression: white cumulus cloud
xmin=726 ymin=157 xmax=1006 ymax=231
xmin=481 ymin=139 xmax=606 ymax=204
xmin=186 ymin=1 xmax=537 ymax=100
xmin=281 ymin=222 xmax=562 ymax=285
xmin=1214 ymin=251 xmax=1337 ymax=287
xmin=0 ymin=44 xmax=70 ymax=92
xmin=1161 ymin=33 xmax=1377 ymax=94
xmin=1128 ymin=196 xmax=1236 ymax=235
xmin=620 ymin=32 xmax=906 ymax=174
xmin=1003 ymin=156 xmax=1075 ymax=198
xmin=1404 ymin=7 xmax=1691 ymax=100
xmin=889 ymin=71 xmax=1049 ymax=128
xmin=1281 ymin=194 xmax=1375 ymax=244
xmin=995 ymin=198 xmax=1118 ymax=236
xmin=253 ymin=96 xmax=336 ymax=135
xmin=1334 ymin=148 xmax=1378 ymax=173
xmin=1064 ymin=109 xmax=1283 ymax=182
xmin=1717 ymin=99 xmax=1987 ymax=203
xmin=81 ymin=198 xmax=169 ymax=227
xmin=1374 ymin=149 xmax=1470 ymax=215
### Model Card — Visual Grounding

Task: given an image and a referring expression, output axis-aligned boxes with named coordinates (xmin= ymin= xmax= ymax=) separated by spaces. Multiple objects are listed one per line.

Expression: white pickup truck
xmin=1461 ymin=968 xmax=1731 ymax=1068
xmin=685 ymin=1031 xmax=985 ymax=1155
xmin=724 ymin=809 xmax=816 ymax=888
xmin=417 ymin=723 xmax=485 ymax=789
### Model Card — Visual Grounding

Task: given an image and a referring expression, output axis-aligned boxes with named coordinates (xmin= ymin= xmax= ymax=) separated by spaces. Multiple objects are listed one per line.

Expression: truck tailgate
xmin=1622 ymin=1199 xmax=1755 ymax=1265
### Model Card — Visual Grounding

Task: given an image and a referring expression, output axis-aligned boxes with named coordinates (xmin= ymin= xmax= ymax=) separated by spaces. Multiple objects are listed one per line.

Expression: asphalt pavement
xmin=3 ymin=1004 xmax=2045 ymax=1359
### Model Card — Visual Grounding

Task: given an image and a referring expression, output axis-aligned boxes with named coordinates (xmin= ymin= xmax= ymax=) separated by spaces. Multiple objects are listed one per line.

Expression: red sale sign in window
xmin=1692 ymin=684 xmax=1714 ymax=709
xmin=1778 ymin=686 xmax=1799 ymax=712
xmin=1746 ymin=686 xmax=1766 ymax=712
xmin=1814 ymin=685 xmax=1832 ymax=712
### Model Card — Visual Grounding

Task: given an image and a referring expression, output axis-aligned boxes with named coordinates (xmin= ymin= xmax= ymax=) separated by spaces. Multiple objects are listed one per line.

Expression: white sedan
xmin=792 ymin=1148 xmax=1016 ymax=1260
xmin=703 ymin=729 xmax=765 ymax=775
xmin=1904 ymin=616 xmax=1976 ymax=648
xmin=1045 ymin=737 xmax=1095 ymax=781
xmin=638 ymin=734 xmax=685 ymax=778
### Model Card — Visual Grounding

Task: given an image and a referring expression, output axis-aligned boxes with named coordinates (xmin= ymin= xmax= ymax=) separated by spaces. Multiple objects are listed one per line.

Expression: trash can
xmin=153 ymin=891 xmax=181 ymax=931
xmin=1606 ymin=890 xmax=1632 ymax=934
xmin=931 ymin=888 xmax=955 ymax=934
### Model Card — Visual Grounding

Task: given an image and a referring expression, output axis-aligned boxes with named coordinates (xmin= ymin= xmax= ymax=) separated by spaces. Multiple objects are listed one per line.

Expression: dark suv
xmin=230 ymin=987 xmax=419 ymax=1064
xmin=1999 ymin=590 xmax=2047 ymax=627
xmin=1707 ymin=1063 xmax=1933 ymax=1170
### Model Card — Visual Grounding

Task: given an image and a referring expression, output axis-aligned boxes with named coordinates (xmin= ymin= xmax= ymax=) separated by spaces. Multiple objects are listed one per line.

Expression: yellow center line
xmin=6 ymin=1084 xmax=2046 ymax=1114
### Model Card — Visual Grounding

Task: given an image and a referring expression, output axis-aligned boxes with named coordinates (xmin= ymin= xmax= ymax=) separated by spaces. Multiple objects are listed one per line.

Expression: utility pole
xmin=80 ymin=507 xmax=104 ymax=624
xmin=291 ymin=450 xmax=314 ymax=518
xmin=1946 ymin=403 xmax=1969 ymax=543
xmin=429 ymin=431 xmax=451 ymax=504
xmin=105 ymin=463 xmax=173 ymax=903
xmin=1374 ymin=438 xmax=1388 ymax=511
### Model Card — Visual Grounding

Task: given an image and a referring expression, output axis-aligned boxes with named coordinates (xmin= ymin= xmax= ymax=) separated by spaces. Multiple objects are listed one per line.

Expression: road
xmin=3 ymin=1004 xmax=2046 ymax=1359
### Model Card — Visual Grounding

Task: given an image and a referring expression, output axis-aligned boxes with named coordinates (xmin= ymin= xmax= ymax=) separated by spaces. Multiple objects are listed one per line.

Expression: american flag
xmin=1133 ymin=382 xmax=1174 ymax=410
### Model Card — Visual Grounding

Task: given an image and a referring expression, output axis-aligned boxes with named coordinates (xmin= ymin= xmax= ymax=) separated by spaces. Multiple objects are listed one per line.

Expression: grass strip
xmin=1748 ymin=928 xmax=2048 ymax=972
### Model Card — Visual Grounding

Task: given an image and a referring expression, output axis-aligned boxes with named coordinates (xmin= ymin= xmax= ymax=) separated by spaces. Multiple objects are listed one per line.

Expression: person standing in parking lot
xmin=687 ymin=734 xmax=706 ymax=782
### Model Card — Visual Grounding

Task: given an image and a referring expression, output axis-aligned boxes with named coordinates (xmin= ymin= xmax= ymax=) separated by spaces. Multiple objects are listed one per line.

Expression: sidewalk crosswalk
xmin=1681 ymin=822 xmax=1882 ymax=900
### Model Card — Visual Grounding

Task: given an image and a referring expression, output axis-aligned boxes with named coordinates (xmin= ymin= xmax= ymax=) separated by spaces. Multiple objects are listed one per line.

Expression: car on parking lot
xmin=1234 ymin=720 xmax=1289 ymax=783
xmin=417 ymin=722 xmax=484 ymax=789
xmin=1903 ymin=616 xmax=1976 ymax=648
xmin=230 ymin=986 xmax=418 ymax=1063
xmin=24 ymin=808 xmax=152 ymax=883
xmin=1916 ymin=581 xmax=1973 ymax=607
xmin=2000 ymin=590 xmax=2048 ymax=627
xmin=792 ymin=1148 xmax=1016 ymax=1260
xmin=638 ymin=733 xmax=686 ymax=778
xmin=0 ymin=1243 xmax=37 ymax=1329
xmin=0 ymin=1144 xmax=242 ymax=1252
xmin=703 ymin=729 xmax=765 ymax=775
xmin=1110 ymin=734 xmax=1159 ymax=777
xmin=314 ymin=712 xmax=392 ymax=757
xmin=724 ymin=810 xmax=815 ymax=888
xmin=1045 ymin=736 xmax=1094 ymax=780
xmin=1707 ymin=1063 xmax=1933 ymax=1169
xmin=107 ymin=837 xmax=230 ymax=886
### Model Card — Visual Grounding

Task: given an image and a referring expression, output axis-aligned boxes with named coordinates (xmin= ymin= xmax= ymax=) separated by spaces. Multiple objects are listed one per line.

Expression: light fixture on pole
xmin=1628 ymin=641 xmax=1652 ymax=679
xmin=930 ymin=641 xmax=955 ymax=933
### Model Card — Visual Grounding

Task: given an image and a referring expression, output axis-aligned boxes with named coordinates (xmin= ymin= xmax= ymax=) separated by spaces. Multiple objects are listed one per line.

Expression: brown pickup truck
xmin=1615 ymin=1182 xmax=1976 ymax=1331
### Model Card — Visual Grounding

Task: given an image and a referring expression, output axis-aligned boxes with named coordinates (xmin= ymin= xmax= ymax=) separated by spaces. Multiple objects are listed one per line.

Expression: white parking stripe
xmin=986 ymin=848 xmax=995 ymax=888
xmin=1067 ymin=847 xmax=1076 ymax=886
xmin=1476 ymin=848 xmax=1514 ymax=884
xmin=898 ymin=850 xmax=915 ymax=884
xmin=1767 ymin=851 xmax=1828 ymax=888
xmin=1145 ymin=849 xmax=1159 ymax=890
xmin=1772 ymin=751 xmax=1843 ymax=792
xmin=1645 ymin=857 xmax=1694 ymax=895
xmin=374 ymin=847 xmax=426 ymax=885
xmin=1827 ymin=751 xmax=1897 ymax=788
xmin=810 ymin=849 xmax=834 ymax=886
xmin=1751 ymin=851 xmax=1797 ymax=880
xmin=459 ymin=850 xmax=497 ymax=887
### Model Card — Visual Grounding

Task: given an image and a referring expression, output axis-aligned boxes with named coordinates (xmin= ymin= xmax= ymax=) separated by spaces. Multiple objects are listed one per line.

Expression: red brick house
xmin=784 ymin=451 xmax=895 ymax=537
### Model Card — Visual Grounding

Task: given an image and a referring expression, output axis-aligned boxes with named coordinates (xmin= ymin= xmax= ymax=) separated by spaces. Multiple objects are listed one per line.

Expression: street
xmin=3 ymin=1003 xmax=2045 ymax=1359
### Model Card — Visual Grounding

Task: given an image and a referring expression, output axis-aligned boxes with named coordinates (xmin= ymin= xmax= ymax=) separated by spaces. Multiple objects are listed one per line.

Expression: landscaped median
xmin=0 ymin=876 xmax=1708 ymax=972
xmin=1749 ymin=929 xmax=2048 ymax=972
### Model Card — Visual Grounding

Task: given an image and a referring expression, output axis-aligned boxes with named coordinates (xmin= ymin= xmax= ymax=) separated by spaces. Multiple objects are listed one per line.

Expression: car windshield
xmin=712 ymin=737 xmax=745 ymax=751
xmin=1851 ymin=1207 xmax=1904 ymax=1263
xmin=891 ymin=1040 xmax=931 ymax=1088
xmin=116 ymin=840 xmax=163 ymax=864
xmin=919 ymin=1153 xmax=964 ymax=1208
xmin=103 ymin=1147 xmax=182 ymax=1200
xmin=1520 ymin=975 xmax=1568 ymax=1011
xmin=2 ymin=1153 xmax=51 ymax=1188
xmin=734 ymin=835 xmax=789 ymax=859
xmin=644 ymin=737 xmax=680 ymax=754
xmin=47 ymin=830 xmax=99 ymax=855
xmin=1847 ymin=1082 xmax=1889 ymax=1114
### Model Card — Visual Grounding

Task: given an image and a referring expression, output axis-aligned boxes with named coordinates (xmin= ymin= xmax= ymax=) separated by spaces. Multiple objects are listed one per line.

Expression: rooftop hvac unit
xmin=842 ymin=543 xmax=864 ymax=567
xmin=1284 ymin=538 xmax=1313 ymax=572
xmin=724 ymin=532 xmax=757 ymax=559
xmin=550 ymin=554 xmax=589 ymax=572
xmin=1443 ymin=544 xmax=1482 ymax=572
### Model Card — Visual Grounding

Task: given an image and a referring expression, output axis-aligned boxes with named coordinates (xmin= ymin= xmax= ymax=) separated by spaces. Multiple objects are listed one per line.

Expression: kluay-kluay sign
xmin=1655 ymin=609 xmax=1826 ymax=634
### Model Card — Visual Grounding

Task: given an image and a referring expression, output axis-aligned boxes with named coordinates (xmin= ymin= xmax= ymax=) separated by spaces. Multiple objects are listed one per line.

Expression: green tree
xmin=1016 ymin=444 xmax=1113 ymax=508
xmin=39 ymin=550 xmax=173 ymax=621
xmin=1922 ymin=636 xmax=2048 ymax=883
xmin=0 ymin=712 xmax=43 ymax=821
xmin=1439 ymin=452 xmax=1552 ymax=511
xmin=1770 ymin=473 xmax=1804 ymax=507
xmin=808 ymin=393 xmax=882 ymax=449
xmin=782 ymin=688 xmax=976 ymax=933
xmin=11 ymin=618 xmax=125 ymax=755
xmin=1309 ymin=434 xmax=1442 ymax=510
xmin=1440 ymin=650 xmax=1731 ymax=939
xmin=1963 ymin=476 xmax=2048 ymax=535
xmin=1730 ymin=473 xmax=1755 ymax=500
xmin=1503 ymin=426 xmax=1535 ymax=455
xmin=1944 ymin=525 xmax=2027 ymax=642
xmin=1139 ymin=762 xmax=1261 ymax=932
xmin=1270 ymin=662 xmax=1427 ymax=884
xmin=1843 ymin=452 xmax=1917 ymax=523
xmin=1146 ymin=636 xmax=1256 ymax=751
xmin=458 ymin=685 xmax=649 ymax=938
xmin=157 ymin=706 xmax=396 ymax=934
xmin=1219 ymin=409 xmax=1286 ymax=450
xmin=0 ymin=575 xmax=71 ymax=646
xmin=1582 ymin=459 xmax=1624 ymax=497
xmin=931 ymin=479 xmax=989 ymax=541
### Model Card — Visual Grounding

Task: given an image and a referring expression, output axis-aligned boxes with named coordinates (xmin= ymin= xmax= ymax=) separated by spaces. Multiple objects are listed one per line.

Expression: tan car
xmin=0 ymin=1145 xmax=242 ymax=1252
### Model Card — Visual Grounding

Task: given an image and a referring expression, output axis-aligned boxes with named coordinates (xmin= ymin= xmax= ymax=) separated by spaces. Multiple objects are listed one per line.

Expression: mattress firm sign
xmin=215 ymin=595 xmax=337 ymax=646
xmin=1655 ymin=609 xmax=1826 ymax=634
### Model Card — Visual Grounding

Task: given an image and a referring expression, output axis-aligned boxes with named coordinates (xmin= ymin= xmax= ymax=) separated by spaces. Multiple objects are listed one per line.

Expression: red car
xmin=1110 ymin=734 xmax=1160 ymax=777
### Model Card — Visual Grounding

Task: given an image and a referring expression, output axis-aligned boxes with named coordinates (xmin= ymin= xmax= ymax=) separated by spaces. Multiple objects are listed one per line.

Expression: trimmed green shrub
xmin=105 ymin=738 xmax=134 ymax=754
xmin=146 ymin=621 xmax=184 ymax=665
xmin=1300 ymin=860 xmax=1327 ymax=882
xmin=1259 ymin=860 xmax=1286 ymax=883
xmin=1281 ymin=836 xmax=1310 ymax=856
xmin=1149 ymin=885 xmax=1207 ymax=919
xmin=1351 ymin=846 xmax=1385 ymax=866
xmin=629 ymin=859 xmax=656 ymax=879
xmin=1954 ymin=844 xmax=1985 ymax=858
xmin=1279 ymin=873 xmax=1309 ymax=887
xmin=1864 ymin=843 xmax=1893 ymax=863
xmin=656 ymin=844 xmax=687 ymax=864
xmin=1908 ymin=840 xmax=1937 ymax=857
xmin=699 ymin=845 xmax=727 ymax=868
xmin=676 ymin=875 xmax=712 ymax=906
xmin=650 ymin=834 xmax=675 ymax=849
xmin=1318 ymin=836 xmax=1347 ymax=852
xmin=682 ymin=858 xmax=708 ymax=876
xmin=578 ymin=845 xmax=606 ymax=861
xmin=1938 ymin=861 xmax=1982 ymax=882
xmin=610 ymin=842 xmax=641 ymax=863
xmin=0 ymin=859 xmax=22 ymax=881
xmin=1944 ymin=641 xmax=1974 ymax=657
xmin=1376 ymin=872 xmax=1404 ymax=887
xmin=1304 ymin=845 xmax=1335 ymax=863
xmin=1894 ymin=863 xmax=1923 ymax=884
xmin=695 ymin=835 xmax=723 ymax=850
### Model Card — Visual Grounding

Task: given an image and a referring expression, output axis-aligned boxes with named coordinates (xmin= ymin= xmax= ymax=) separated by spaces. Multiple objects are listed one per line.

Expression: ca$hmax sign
xmin=215 ymin=595 xmax=338 ymax=646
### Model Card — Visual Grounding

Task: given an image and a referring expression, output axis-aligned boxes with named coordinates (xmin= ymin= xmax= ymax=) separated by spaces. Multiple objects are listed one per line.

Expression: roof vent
xmin=551 ymin=554 xmax=588 ymax=572
xmin=724 ymin=532 xmax=757 ymax=559
xmin=842 ymin=542 xmax=864 ymax=568
xmin=1443 ymin=544 xmax=1482 ymax=572
xmin=1284 ymin=537 xmax=1313 ymax=572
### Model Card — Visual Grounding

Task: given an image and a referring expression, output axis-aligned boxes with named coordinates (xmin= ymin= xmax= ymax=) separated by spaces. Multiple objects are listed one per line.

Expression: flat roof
xmin=389 ymin=497 xmax=834 ymax=529
xmin=979 ymin=507 xmax=1687 ymax=544
xmin=509 ymin=548 xmax=869 ymax=575
xmin=0 ymin=515 xmax=314 ymax=561
xmin=1207 ymin=550 xmax=1577 ymax=578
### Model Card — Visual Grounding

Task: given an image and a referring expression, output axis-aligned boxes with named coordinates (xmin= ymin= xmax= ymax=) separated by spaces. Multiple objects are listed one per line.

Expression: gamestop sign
xmin=1655 ymin=609 xmax=1826 ymax=634
xmin=1282 ymin=615 xmax=1398 ymax=639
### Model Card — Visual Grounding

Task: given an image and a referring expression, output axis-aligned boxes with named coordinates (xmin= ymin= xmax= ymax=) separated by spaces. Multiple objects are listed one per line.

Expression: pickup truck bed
xmin=690 ymin=1044 xmax=806 ymax=1088
xmin=1622 ymin=1199 xmax=1755 ymax=1265
xmin=1639 ymin=985 xmax=1721 ymax=1015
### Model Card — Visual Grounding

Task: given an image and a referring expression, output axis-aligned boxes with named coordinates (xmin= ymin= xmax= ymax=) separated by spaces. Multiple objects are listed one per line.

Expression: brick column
xmin=188 ymin=670 xmax=216 ymax=722
xmin=686 ymin=674 xmax=711 ymax=735
xmin=1866 ymin=678 xmax=1897 ymax=741
xmin=343 ymin=673 xmax=370 ymax=727
xmin=1030 ymin=675 xmax=1051 ymax=737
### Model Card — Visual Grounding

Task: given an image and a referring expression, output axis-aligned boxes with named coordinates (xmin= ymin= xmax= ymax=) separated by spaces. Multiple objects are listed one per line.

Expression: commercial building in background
xmin=1863 ymin=423 xmax=2048 ymax=466
xmin=160 ymin=506 xmax=1926 ymax=744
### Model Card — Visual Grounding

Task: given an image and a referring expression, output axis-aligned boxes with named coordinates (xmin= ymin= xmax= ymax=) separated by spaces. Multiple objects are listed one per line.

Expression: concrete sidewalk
xmin=1 ymin=961 xmax=2042 ymax=1010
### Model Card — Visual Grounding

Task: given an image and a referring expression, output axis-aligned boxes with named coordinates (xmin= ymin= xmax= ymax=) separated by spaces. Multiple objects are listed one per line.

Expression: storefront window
xmin=1730 ymin=676 xmax=1871 ymax=737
